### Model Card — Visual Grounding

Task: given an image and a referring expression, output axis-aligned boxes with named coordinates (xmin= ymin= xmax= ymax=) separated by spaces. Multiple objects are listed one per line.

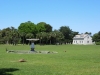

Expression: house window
xmin=87 ymin=41 xmax=89 ymax=43
xmin=82 ymin=41 xmax=83 ymax=43
xmin=80 ymin=41 xmax=81 ymax=43
xmin=76 ymin=41 xmax=77 ymax=43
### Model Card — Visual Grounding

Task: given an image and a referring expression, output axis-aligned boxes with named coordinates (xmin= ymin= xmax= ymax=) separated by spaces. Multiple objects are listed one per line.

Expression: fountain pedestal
xmin=26 ymin=39 xmax=39 ymax=51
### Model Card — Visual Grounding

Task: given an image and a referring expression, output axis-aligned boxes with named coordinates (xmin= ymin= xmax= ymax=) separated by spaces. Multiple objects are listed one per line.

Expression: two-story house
xmin=73 ymin=34 xmax=93 ymax=45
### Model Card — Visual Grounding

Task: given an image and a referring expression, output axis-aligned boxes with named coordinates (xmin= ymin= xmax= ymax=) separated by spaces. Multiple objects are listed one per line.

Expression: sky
xmin=0 ymin=0 xmax=100 ymax=35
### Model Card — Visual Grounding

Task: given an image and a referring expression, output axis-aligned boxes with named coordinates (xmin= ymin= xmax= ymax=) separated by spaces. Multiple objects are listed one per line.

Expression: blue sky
xmin=0 ymin=0 xmax=100 ymax=35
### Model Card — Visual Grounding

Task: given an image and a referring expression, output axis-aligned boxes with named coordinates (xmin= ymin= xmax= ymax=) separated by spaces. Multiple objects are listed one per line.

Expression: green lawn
xmin=0 ymin=44 xmax=100 ymax=75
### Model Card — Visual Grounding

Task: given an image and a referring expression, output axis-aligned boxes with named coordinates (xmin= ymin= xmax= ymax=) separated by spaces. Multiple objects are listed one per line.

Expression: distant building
xmin=73 ymin=34 xmax=93 ymax=45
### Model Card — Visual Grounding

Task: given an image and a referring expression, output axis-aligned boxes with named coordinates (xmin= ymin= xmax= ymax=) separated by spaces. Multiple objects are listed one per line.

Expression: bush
xmin=95 ymin=42 xmax=100 ymax=45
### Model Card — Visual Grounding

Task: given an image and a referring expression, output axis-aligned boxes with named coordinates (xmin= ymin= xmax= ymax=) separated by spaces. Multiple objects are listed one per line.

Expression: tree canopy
xmin=18 ymin=21 xmax=36 ymax=34
xmin=59 ymin=26 xmax=72 ymax=42
xmin=0 ymin=20 xmax=99 ymax=45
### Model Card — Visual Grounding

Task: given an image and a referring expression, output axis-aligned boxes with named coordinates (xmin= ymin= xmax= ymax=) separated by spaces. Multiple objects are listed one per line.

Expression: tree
xmin=44 ymin=24 xmax=52 ymax=32
xmin=47 ymin=31 xmax=64 ymax=45
xmin=0 ymin=27 xmax=20 ymax=45
xmin=36 ymin=32 xmax=47 ymax=45
xmin=0 ymin=30 xmax=2 ymax=41
xmin=26 ymin=33 xmax=34 ymax=39
xmin=1 ymin=27 xmax=11 ymax=44
xmin=18 ymin=21 xmax=37 ymax=44
xmin=48 ymin=32 xmax=52 ymax=44
xmin=85 ymin=32 xmax=92 ymax=36
xmin=59 ymin=26 xmax=72 ymax=42
xmin=10 ymin=27 xmax=20 ymax=45
xmin=20 ymin=32 xmax=26 ymax=45
xmin=26 ymin=33 xmax=34 ymax=45
xmin=70 ymin=31 xmax=79 ymax=43
xmin=18 ymin=21 xmax=37 ymax=34
xmin=92 ymin=31 xmax=100 ymax=42
xmin=36 ymin=22 xmax=46 ymax=33
xmin=36 ymin=22 xmax=52 ymax=33
xmin=53 ymin=30 xmax=64 ymax=44
xmin=40 ymin=32 xmax=48 ymax=44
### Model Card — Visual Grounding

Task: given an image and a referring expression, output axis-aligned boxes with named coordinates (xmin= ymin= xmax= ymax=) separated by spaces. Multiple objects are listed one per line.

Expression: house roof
xmin=73 ymin=34 xmax=89 ymax=39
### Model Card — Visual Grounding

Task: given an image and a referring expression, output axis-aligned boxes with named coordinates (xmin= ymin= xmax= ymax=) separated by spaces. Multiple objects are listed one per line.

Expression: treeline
xmin=0 ymin=21 xmax=100 ymax=45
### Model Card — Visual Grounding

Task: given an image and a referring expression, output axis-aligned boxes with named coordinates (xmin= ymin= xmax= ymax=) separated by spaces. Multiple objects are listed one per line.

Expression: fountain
xmin=26 ymin=39 xmax=39 ymax=51
xmin=6 ymin=38 xmax=58 ymax=54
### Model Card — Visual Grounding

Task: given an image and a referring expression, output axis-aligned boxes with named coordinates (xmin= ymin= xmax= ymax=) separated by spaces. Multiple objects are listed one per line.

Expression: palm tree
xmin=36 ymin=32 xmax=42 ymax=45
xmin=53 ymin=30 xmax=64 ymax=44
xmin=11 ymin=29 xmax=20 ymax=45
xmin=26 ymin=33 xmax=34 ymax=45
xmin=36 ymin=32 xmax=47 ymax=45
xmin=20 ymin=32 xmax=26 ymax=45
xmin=41 ymin=32 xmax=47 ymax=45
xmin=48 ymin=32 xmax=56 ymax=44
xmin=26 ymin=33 xmax=34 ymax=39
xmin=0 ymin=27 xmax=11 ymax=44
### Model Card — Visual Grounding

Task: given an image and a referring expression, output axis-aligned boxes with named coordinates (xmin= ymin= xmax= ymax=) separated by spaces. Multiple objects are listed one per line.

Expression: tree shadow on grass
xmin=0 ymin=68 xmax=19 ymax=75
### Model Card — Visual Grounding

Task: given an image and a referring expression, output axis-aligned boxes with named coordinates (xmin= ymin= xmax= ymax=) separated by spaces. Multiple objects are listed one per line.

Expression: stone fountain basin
xmin=6 ymin=50 xmax=58 ymax=54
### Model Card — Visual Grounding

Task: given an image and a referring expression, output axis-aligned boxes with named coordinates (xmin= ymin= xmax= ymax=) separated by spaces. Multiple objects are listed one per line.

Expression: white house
xmin=73 ymin=34 xmax=93 ymax=45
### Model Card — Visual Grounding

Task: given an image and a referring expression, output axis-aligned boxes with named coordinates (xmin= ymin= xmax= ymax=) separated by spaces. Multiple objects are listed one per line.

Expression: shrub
xmin=95 ymin=42 xmax=100 ymax=45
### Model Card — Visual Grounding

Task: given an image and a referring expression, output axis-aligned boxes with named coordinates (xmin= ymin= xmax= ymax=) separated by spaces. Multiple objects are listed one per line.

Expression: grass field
xmin=0 ymin=44 xmax=100 ymax=75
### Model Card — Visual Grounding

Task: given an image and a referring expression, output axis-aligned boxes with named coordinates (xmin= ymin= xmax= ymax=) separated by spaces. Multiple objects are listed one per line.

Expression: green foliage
xmin=92 ymin=31 xmax=100 ymax=42
xmin=36 ymin=32 xmax=50 ymax=44
xmin=18 ymin=21 xmax=36 ymax=34
xmin=25 ymin=33 xmax=34 ymax=39
xmin=85 ymin=32 xmax=92 ymax=35
xmin=71 ymin=31 xmax=79 ymax=38
xmin=36 ymin=22 xmax=46 ymax=32
xmin=59 ymin=26 xmax=72 ymax=42
xmin=0 ymin=27 xmax=20 ymax=45
xmin=36 ymin=22 xmax=52 ymax=33
xmin=95 ymin=42 xmax=100 ymax=45
xmin=0 ymin=20 xmax=100 ymax=45
xmin=53 ymin=30 xmax=64 ymax=42
xmin=44 ymin=24 xmax=52 ymax=32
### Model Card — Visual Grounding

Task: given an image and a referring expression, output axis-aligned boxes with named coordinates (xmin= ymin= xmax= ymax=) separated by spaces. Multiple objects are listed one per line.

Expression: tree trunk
xmin=23 ymin=37 xmax=24 ymax=45
xmin=50 ymin=40 xmax=51 ymax=45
